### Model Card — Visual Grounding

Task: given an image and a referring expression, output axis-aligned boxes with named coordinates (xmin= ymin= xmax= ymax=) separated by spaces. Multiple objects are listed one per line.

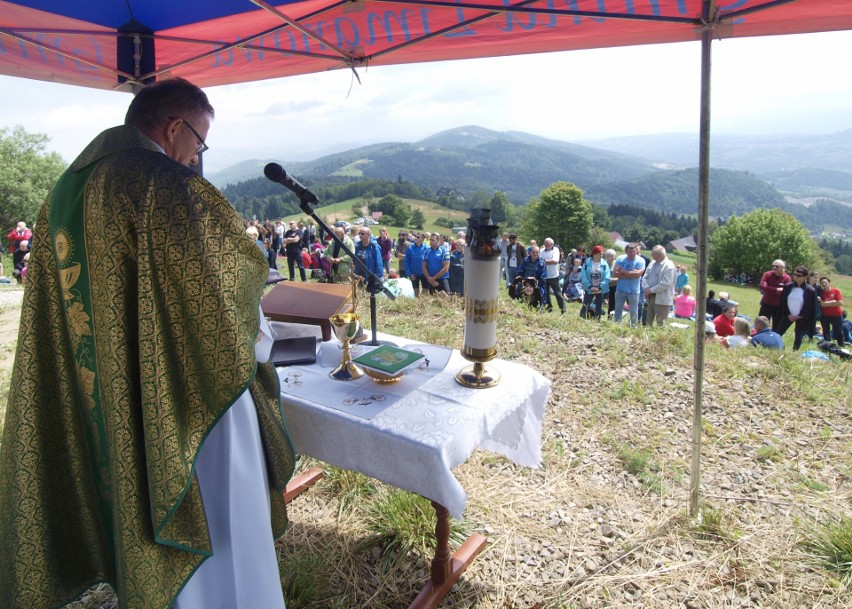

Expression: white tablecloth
xmin=276 ymin=329 xmax=550 ymax=519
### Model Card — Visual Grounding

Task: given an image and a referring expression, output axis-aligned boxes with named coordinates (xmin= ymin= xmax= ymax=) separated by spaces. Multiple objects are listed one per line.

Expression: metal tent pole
xmin=690 ymin=0 xmax=716 ymax=518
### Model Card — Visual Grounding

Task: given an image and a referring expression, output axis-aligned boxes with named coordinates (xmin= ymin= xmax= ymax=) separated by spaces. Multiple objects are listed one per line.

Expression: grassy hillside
xmin=2 ymin=258 xmax=850 ymax=609
xmin=285 ymin=196 xmax=497 ymax=237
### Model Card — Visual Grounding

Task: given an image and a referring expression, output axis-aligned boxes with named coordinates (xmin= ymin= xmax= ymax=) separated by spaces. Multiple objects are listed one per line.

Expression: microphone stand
xmin=294 ymin=190 xmax=396 ymax=347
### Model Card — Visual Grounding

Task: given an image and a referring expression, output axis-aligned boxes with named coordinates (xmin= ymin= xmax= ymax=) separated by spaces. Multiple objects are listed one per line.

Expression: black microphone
xmin=264 ymin=163 xmax=318 ymax=205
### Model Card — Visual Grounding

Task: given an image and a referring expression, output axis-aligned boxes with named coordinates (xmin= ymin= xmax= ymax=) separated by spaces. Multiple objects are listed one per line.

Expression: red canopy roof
xmin=2 ymin=0 xmax=852 ymax=91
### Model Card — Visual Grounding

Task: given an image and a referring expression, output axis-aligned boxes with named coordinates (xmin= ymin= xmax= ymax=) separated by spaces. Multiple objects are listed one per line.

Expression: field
xmin=281 ymin=197 xmax=491 ymax=238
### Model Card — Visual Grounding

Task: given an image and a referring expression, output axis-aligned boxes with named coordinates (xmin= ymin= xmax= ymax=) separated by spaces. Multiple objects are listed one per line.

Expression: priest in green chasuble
xmin=0 ymin=78 xmax=295 ymax=609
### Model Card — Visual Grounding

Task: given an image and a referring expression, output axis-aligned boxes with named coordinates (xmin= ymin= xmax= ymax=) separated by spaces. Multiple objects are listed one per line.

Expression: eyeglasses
xmin=359 ymin=231 xmax=369 ymax=235
xmin=170 ymin=116 xmax=209 ymax=155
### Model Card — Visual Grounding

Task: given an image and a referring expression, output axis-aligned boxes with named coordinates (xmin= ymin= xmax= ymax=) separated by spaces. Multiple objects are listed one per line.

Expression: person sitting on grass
xmin=382 ymin=268 xmax=415 ymax=299
xmin=750 ymin=315 xmax=785 ymax=349
xmin=706 ymin=289 xmax=722 ymax=319
xmin=722 ymin=317 xmax=751 ymax=349
xmin=841 ymin=310 xmax=852 ymax=344
xmin=713 ymin=302 xmax=738 ymax=338
xmin=704 ymin=320 xmax=719 ymax=344
xmin=674 ymin=284 xmax=696 ymax=319
xmin=717 ymin=291 xmax=737 ymax=309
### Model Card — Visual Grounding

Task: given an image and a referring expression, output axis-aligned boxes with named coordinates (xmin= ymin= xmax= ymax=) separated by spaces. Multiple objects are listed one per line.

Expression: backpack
xmin=817 ymin=340 xmax=852 ymax=361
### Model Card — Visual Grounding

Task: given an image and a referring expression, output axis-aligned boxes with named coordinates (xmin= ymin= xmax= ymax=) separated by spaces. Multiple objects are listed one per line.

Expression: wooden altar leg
xmin=283 ymin=466 xmax=324 ymax=503
xmin=409 ymin=501 xmax=487 ymax=609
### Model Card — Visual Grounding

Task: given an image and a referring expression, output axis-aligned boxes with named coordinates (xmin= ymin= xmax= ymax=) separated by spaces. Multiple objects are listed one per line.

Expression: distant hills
xmin=208 ymin=126 xmax=852 ymax=233
xmin=208 ymin=125 xmax=658 ymax=202
xmin=585 ymin=167 xmax=787 ymax=218
xmin=583 ymin=130 xmax=852 ymax=174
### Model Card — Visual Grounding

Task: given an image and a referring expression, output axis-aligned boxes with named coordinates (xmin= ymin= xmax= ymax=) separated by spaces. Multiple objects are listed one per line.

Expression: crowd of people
xmin=9 ymin=206 xmax=851 ymax=355
xmin=500 ymin=236 xmax=850 ymax=353
xmin=233 ymin=222 xmax=852 ymax=353
xmin=242 ymin=218 xmax=468 ymax=297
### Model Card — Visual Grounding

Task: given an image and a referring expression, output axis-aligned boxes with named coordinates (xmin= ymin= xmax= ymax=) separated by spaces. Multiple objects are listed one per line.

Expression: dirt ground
xmin=0 ymin=289 xmax=23 ymax=373
xmin=1 ymin=289 xmax=849 ymax=608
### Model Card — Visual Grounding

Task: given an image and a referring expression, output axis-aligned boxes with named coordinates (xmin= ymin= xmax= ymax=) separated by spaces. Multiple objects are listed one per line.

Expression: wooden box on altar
xmin=261 ymin=282 xmax=352 ymax=341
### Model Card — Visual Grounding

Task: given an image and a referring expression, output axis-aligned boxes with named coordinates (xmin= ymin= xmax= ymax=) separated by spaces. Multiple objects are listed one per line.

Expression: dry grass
xmin=2 ymin=288 xmax=851 ymax=608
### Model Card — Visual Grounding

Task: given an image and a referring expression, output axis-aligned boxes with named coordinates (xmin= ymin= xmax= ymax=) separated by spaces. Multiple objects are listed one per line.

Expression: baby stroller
xmin=562 ymin=273 xmax=585 ymax=303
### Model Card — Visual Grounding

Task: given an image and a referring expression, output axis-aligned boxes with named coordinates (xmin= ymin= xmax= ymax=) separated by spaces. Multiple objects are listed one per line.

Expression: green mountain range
xmin=208 ymin=126 xmax=852 ymax=233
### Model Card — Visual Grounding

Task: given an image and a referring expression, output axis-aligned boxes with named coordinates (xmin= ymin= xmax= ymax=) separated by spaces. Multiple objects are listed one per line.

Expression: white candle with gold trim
xmin=462 ymin=251 xmax=500 ymax=360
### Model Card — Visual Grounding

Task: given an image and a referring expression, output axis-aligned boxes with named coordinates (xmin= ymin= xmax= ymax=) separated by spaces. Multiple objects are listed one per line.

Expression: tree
xmin=835 ymin=254 xmax=852 ymax=275
xmin=370 ymin=194 xmax=411 ymax=227
xmin=411 ymin=208 xmax=426 ymax=230
xmin=708 ymin=208 xmax=827 ymax=280
xmin=590 ymin=202 xmax=611 ymax=231
xmin=0 ymin=126 xmax=66 ymax=231
xmin=522 ymin=181 xmax=593 ymax=251
xmin=468 ymin=190 xmax=491 ymax=210
xmin=585 ymin=226 xmax=615 ymax=252
xmin=489 ymin=192 xmax=511 ymax=224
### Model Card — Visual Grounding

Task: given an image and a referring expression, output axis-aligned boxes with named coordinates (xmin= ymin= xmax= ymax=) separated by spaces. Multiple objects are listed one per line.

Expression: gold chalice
xmin=329 ymin=312 xmax=364 ymax=381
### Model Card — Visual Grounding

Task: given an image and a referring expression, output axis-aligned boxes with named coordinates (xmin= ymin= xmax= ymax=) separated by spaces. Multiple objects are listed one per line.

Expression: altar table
xmin=277 ymin=327 xmax=550 ymax=608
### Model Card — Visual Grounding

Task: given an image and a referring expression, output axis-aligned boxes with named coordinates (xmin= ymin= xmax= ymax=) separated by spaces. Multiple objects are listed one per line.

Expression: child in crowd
xmin=722 ymin=318 xmax=751 ymax=349
xmin=20 ymin=254 xmax=29 ymax=284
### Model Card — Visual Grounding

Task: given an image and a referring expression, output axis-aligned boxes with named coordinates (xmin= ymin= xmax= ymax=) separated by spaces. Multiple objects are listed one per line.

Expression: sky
xmin=1 ymin=29 xmax=851 ymax=174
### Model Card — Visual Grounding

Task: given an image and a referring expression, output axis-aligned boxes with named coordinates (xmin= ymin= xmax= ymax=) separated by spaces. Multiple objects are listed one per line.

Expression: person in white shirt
xmin=540 ymin=238 xmax=565 ymax=314
xmin=642 ymin=245 xmax=677 ymax=326
xmin=723 ymin=318 xmax=752 ymax=348
xmin=777 ymin=265 xmax=818 ymax=350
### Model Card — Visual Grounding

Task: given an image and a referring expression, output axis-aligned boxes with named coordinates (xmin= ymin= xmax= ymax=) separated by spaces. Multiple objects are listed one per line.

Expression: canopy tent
xmin=2 ymin=1 xmax=852 ymax=91
xmin=3 ymin=0 xmax=852 ymax=515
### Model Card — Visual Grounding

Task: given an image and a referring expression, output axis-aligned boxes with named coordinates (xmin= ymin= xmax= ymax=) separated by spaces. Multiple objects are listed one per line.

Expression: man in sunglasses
xmin=758 ymin=259 xmax=791 ymax=331
xmin=0 ymin=79 xmax=294 ymax=609
xmin=777 ymin=265 xmax=818 ymax=350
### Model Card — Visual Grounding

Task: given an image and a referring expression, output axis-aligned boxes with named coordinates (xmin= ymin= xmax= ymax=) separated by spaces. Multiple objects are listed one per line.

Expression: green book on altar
xmin=353 ymin=345 xmax=425 ymax=375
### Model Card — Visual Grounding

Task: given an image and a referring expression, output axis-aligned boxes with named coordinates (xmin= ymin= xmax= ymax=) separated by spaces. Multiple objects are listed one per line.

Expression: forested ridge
xmin=213 ymin=126 xmax=852 ymax=234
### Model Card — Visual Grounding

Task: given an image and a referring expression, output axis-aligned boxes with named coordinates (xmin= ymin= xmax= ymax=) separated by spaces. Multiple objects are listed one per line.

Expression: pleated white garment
xmin=173 ymin=313 xmax=286 ymax=609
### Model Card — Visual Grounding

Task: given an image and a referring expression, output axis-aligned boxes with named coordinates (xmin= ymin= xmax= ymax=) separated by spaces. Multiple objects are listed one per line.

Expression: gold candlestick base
xmin=455 ymin=361 xmax=500 ymax=388
xmin=329 ymin=312 xmax=364 ymax=381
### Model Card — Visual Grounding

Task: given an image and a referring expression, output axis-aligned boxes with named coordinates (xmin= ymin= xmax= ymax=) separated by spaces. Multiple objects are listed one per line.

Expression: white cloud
xmin=2 ymin=29 xmax=851 ymax=170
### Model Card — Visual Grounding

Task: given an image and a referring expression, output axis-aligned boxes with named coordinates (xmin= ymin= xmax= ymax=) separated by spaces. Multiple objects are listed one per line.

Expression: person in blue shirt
xmin=422 ymin=233 xmax=451 ymax=295
xmin=518 ymin=245 xmax=547 ymax=309
xmin=520 ymin=245 xmax=547 ymax=285
xmin=842 ymin=310 xmax=852 ymax=344
xmin=580 ymin=245 xmax=611 ymax=320
xmin=750 ymin=315 xmax=785 ymax=350
xmin=404 ymin=233 xmax=428 ymax=297
xmin=612 ymin=242 xmax=646 ymax=326
xmin=675 ymin=265 xmax=690 ymax=295
xmin=353 ymin=226 xmax=384 ymax=284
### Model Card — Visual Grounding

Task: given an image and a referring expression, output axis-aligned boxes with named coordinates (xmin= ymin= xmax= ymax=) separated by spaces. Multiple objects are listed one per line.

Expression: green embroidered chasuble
xmin=0 ymin=126 xmax=295 ymax=609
